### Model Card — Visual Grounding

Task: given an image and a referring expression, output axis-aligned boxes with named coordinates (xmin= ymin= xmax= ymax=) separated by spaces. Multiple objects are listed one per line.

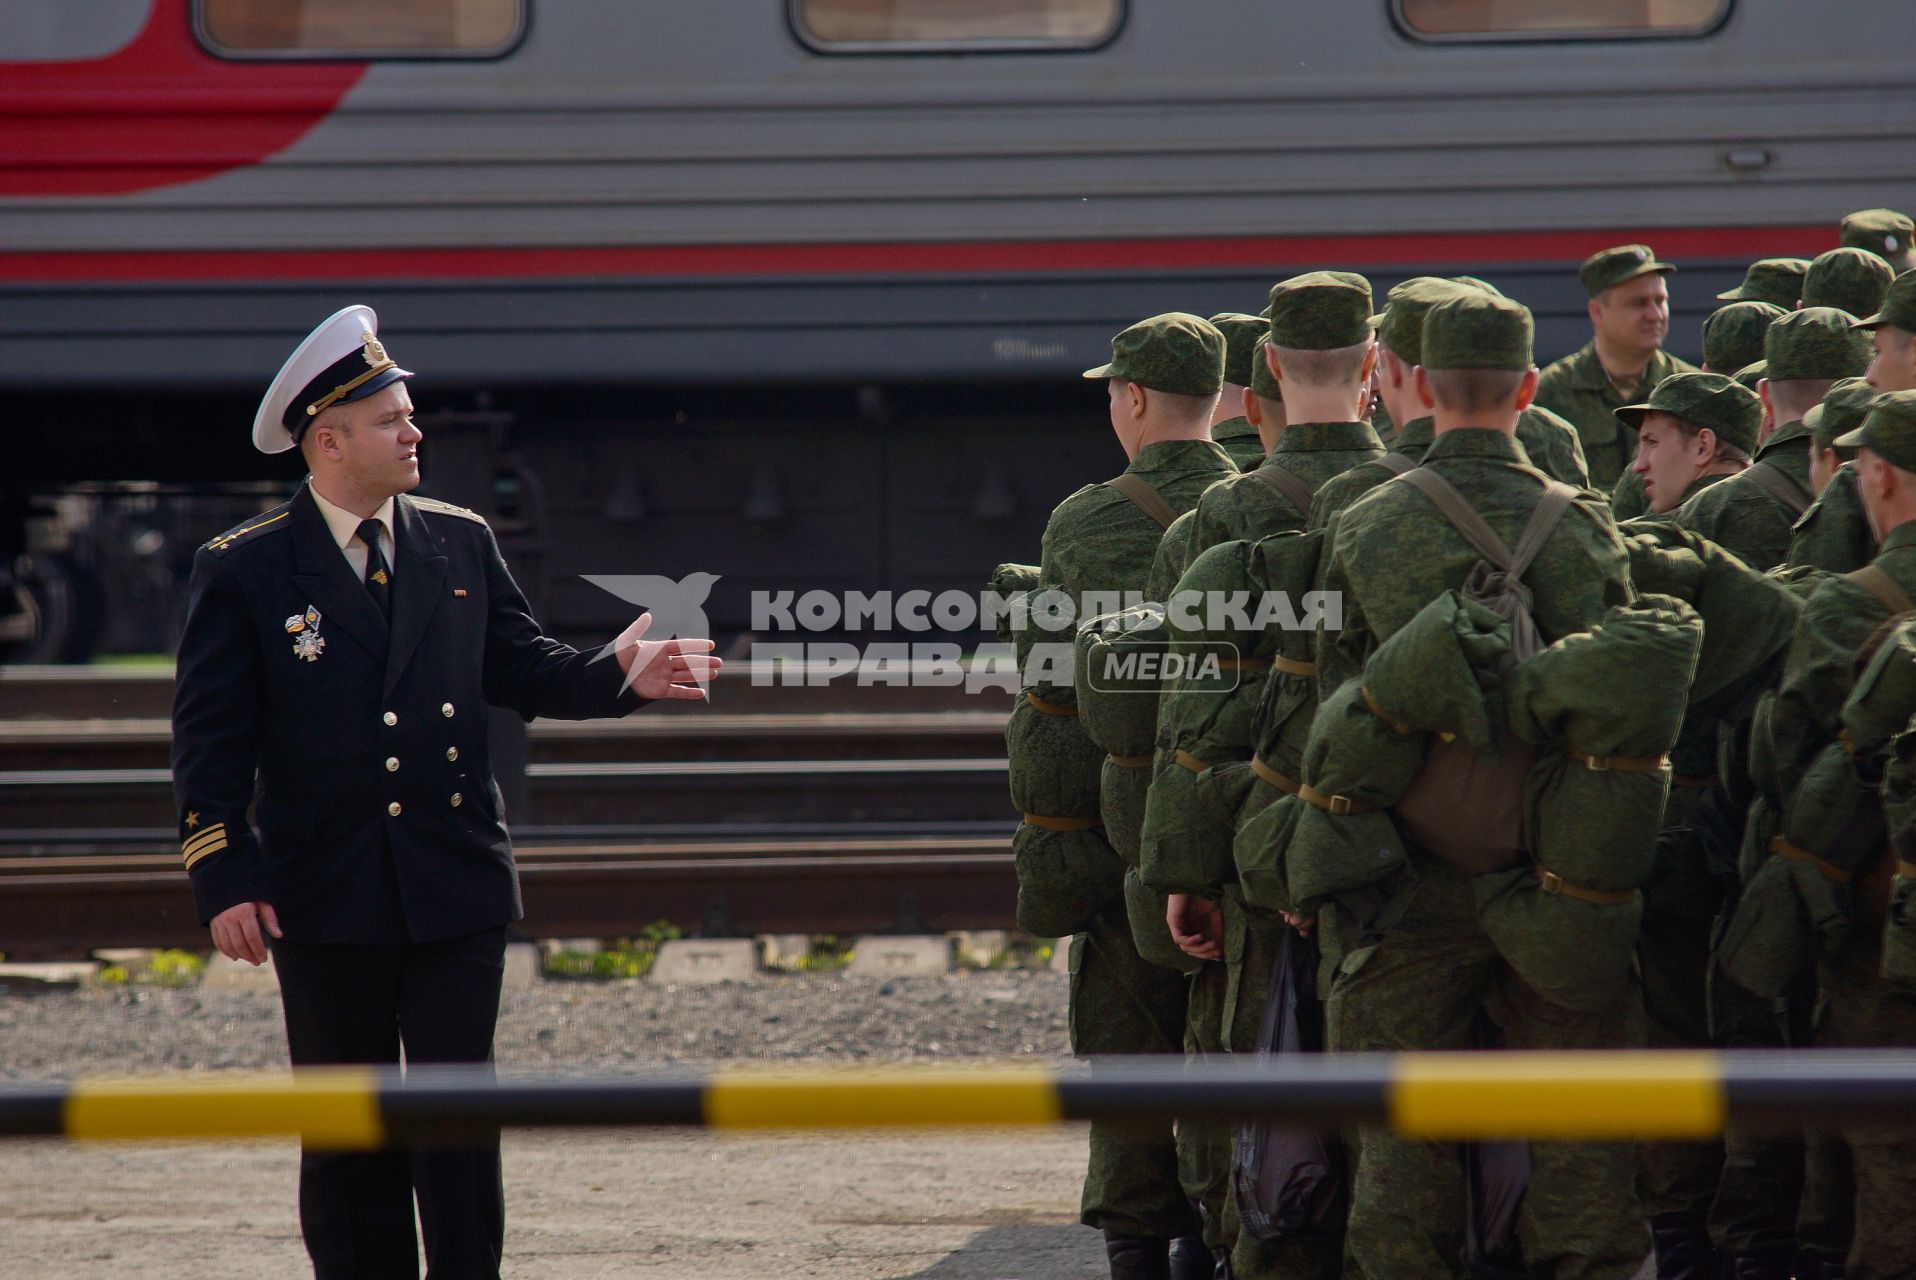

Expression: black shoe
xmin=1212 ymin=1244 xmax=1235 ymax=1280
xmin=1649 ymin=1212 xmax=1716 ymax=1280
xmin=1105 ymin=1234 xmax=1171 ymax=1280
xmin=1166 ymin=1235 xmax=1211 ymax=1280
xmin=1793 ymin=1257 xmax=1846 ymax=1280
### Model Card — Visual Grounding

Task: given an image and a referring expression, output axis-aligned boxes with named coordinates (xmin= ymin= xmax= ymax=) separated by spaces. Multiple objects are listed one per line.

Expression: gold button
xmin=450 ymin=792 xmax=463 ymax=807
xmin=446 ymin=747 xmax=459 ymax=762
xmin=442 ymin=703 xmax=455 ymax=718
xmin=387 ymin=801 xmax=402 ymax=817
xmin=385 ymin=757 xmax=400 ymax=772
xmin=382 ymin=712 xmax=397 ymax=726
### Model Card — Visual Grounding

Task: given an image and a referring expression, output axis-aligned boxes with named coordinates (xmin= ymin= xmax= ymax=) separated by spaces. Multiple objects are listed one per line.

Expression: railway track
xmin=0 ymin=666 xmax=1025 ymax=959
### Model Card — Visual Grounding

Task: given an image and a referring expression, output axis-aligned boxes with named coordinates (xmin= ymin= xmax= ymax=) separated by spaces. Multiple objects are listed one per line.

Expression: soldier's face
xmin=339 ymin=383 xmax=423 ymax=496
xmin=1809 ymin=447 xmax=1843 ymax=498
xmin=1632 ymin=412 xmax=1709 ymax=513
xmin=1868 ymin=327 xmax=1916 ymax=393
xmin=1595 ymin=275 xmax=1670 ymax=355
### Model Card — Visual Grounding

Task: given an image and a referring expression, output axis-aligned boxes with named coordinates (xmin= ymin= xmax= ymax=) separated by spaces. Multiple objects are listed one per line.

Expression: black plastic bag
xmin=1460 ymin=1012 xmax=1531 ymax=1280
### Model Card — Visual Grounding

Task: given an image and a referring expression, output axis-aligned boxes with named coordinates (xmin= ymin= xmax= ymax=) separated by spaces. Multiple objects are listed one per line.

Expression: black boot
xmin=1650 ymin=1211 xmax=1716 ymax=1280
xmin=1105 ymin=1234 xmax=1171 ymax=1280
xmin=1167 ymin=1234 xmax=1212 ymax=1280
xmin=1722 ymin=1254 xmax=1792 ymax=1280
xmin=1793 ymin=1256 xmax=1846 ymax=1280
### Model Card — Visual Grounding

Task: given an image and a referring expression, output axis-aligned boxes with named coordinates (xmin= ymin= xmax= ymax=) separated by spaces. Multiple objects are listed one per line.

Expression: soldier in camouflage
xmin=1840 ymin=207 xmax=1916 ymax=274
xmin=1024 ymin=313 xmax=1241 ymax=1280
xmin=1209 ymin=313 xmax=1279 ymax=471
xmin=1800 ymin=247 xmax=1895 ymax=324
xmin=1788 ymin=378 xmax=1879 ymax=573
xmin=1716 ymin=258 xmax=1810 ymax=310
xmin=1535 ymin=244 xmax=1697 ymax=491
xmin=1617 ymin=372 xmax=1759 ymax=521
xmin=1316 ymin=292 xmax=1644 ymax=1279
xmin=1675 ymin=309 xmax=1873 ymax=570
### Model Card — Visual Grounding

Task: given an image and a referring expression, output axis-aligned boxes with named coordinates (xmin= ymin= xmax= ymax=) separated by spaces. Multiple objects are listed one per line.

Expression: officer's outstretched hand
xmin=211 ymin=901 xmax=282 ymax=966
xmin=613 ymin=612 xmax=722 ymax=700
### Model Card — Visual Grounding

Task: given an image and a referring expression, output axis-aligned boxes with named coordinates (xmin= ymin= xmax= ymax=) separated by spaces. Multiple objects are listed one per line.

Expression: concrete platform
xmin=651 ymin=939 xmax=758 ymax=984
xmin=199 ymin=952 xmax=279 ymax=993
xmin=847 ymin=936 xmax=952 ymax=977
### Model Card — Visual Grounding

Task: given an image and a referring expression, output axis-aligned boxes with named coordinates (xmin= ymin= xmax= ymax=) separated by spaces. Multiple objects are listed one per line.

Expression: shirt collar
xmin=1274 ymin=421 xmax=1382 ymax=454
xmin=1129 ymin=438 xmax=1233 ymax=475
xmin=308 ymin=481 xmax=395 ymax=552
xmin=1880 ymin=520 xmax=1916 ymax=556
xmin=1391 ymin=416 xmax=1437 ymax=452
xmin=1423 ymin=427 xmax=1527 ymax=463
xmin=1755 ymin=419 xmax=1810 ymax=459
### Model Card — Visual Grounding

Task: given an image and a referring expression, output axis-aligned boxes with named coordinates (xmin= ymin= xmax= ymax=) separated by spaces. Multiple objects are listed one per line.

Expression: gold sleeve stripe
xmin=66 ymin=1069 xmax=384 ymax=1148
xmin=182 ymin=838 xmax=227 ymax=870
xmin=208 ymin=511 xmax=289 ymax=551
xmin=704 ymin=1066 xmax=1062 ymax=1130
xmin=1391 ymin=1051 xmax=1724 ymax=1140
xmin=181 ymin=824 xmax=228 ymax=855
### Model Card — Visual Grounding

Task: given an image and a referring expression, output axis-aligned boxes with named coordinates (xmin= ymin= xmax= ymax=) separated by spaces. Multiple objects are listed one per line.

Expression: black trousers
xmin=271 ymin=926 xmax=508 ymax=1280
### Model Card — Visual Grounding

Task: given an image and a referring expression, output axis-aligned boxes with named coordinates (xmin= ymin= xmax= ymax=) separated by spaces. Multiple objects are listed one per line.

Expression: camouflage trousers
xmin=1816 ymin=932 xmax=1911 ymax=1280
xmin=1636 ymin=895 xmax=1724 ymax=1222
xmin=1181 ymin=894 xmax=1341 ymax=1279
xmin=1071 ymin=905 xmax=1198 ymax=1240
xmin=1325 ymin=856 xmax=1647 ymax=1280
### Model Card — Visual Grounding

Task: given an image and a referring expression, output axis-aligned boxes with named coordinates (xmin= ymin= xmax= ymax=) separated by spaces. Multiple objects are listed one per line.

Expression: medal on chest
xmin=285 ymin=605 xmax=325 ymax=662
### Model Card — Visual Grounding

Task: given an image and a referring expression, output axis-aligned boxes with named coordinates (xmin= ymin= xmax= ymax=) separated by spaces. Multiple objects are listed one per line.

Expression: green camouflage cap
xmin=1701 ymin=301 xmax=1787 ymax=373
xmin=1853 ymin=271 xmax=1916 ymax=333
xmin=1732 ymin=360 xmax=1766 ymax=390
xmin=1082 ymin=312 xmax=1225 ymax=396
xmin=1835 ymin=389 xmax=1916 ymax=470
xmin=1250 ymin=339 xmax=1284 ymax=400
xmin=1450 ymin=275 xmax=1505 ymax=298
xmin=1371 ymin=277 xmax=1476 ymax=365
xmin=1805 ymin=377 xmax=1878 ymax=453
xmin=1266 ymin=271 xmax=1373 ymax=350
xmin=1714 ymin=258 xmax=1809 ymax=308
xmin=1421 ymin=292 xmax=1534 ymax=372
xmin=1614 ymin=371 xmax=1761 ymax=455
xmin=1209 ymin=312 xmax=1270 ymax=387
xmin=1800 ymin=247 xmax=1896 ymax=320
xmin=1579 ymin=244 xmax=1676 ymax=298
xmin=1764 ymin=306 xmax=1874 ymax=381
xmin=1841 ymin=208 xmax=1916 ymax=263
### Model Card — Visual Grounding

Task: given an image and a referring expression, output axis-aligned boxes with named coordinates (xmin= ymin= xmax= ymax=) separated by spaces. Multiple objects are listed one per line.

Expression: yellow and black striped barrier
xmin=6 ymin=1052 xmax=1916 ymax=1148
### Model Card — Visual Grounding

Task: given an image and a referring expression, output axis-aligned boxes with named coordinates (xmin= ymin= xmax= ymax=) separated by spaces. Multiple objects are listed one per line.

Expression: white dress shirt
xmin=309 ymin=482 xmax=396 ymax=583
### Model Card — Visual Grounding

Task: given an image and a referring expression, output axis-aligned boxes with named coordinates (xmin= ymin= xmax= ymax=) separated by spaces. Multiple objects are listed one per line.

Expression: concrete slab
xmin=94 ymin=948 xmax=155 ymax=966
xmin=0 ymin=962 xmax=99 ymax=987
xmin=651 ymin=939 xmax=757 ymax=984
xmin=200 ymin=952 xmax=279 ymax=993
xmin=503 ymin=943 xmax=541 ymax=989
xmin=540 ymin=938 xmax=602 ymax=956
xmin=1050 ymin=940 xmax=1073 ymax=973
xmin=847 ymin=936 xmax=952 ymax=978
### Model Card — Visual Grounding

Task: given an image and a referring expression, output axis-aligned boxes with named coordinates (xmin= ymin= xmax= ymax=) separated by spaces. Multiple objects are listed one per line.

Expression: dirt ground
xmin=0 ymin=1127 xmax=1104 ymax=1279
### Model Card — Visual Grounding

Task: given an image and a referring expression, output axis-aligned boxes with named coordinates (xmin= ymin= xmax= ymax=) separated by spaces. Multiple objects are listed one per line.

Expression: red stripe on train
xmin=0 ymin=226 xmax=1837 ymax=284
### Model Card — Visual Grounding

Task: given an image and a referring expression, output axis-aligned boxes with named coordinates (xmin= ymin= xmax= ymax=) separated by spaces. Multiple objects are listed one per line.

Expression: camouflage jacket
xmin=1535 ymin=342 xmax=1697 ymax=488
xmin=1316 ymin=427 xmax=1632 ymax=693
xmin=1033 ymin=438 xmax=1238 ymax=708
xmin=1149 ymin=421 xmax=1380 ymax=597
xmin=1788 ymin=464 xmax=1876 ymax=573
xmin=1769 ymin=520 xmax=1916 ymax=797
xmin=1210 ymin=415 xmax=1267 ymax=471
xmin=1612 ymin=467 xmax=1651 ymax=522
xmin=1674 ymin=419 xmax=1815 ymax=572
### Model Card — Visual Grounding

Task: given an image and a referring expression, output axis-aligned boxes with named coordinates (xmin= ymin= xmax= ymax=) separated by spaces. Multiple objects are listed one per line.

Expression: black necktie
xmin=357 ymin=518 xmax=391 ymax=621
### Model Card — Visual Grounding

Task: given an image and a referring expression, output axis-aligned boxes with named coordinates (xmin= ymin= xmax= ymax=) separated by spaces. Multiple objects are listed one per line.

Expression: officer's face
xmin=1868 ymin=327 xmax=1916 ymax=393
xmin=1595 ymin=275 xmax=1670 ymax=355
xmin=1631 ymin=412 xmax=1709 ymax=514
xmin=338 ymin=383 xmax=422 ymax=496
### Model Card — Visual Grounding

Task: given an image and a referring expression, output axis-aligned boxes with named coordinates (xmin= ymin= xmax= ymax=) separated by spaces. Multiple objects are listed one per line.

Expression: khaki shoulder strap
xmin=1372 ymin=453 xmax=1416 ymax=478
xmin=1394 ymin=467 xmax=1577 ymax=582
xmin=1742 ymin=461 xmax=1813 ymax=519
xmin=1104 ymin=473 xmax=1178 ymax=530
xmin=1251 ymin=464 xmax=1317 ymax=518
xmin=1845 ymin=563 xmax=1916 ymax=617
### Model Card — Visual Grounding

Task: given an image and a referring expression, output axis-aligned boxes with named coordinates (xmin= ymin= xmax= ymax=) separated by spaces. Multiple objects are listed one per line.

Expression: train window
xmin=792 ymin=0 xmax=1123 ymax=53
xmin=197 ymin=0 xmax=524 ymax=57
xmin=1396 ymin=0 xmax=1728 ymax=40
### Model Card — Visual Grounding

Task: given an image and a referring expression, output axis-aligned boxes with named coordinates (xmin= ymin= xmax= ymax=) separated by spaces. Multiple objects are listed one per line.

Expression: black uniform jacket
xmin=171 ymin=483 xmax=640 ymax=943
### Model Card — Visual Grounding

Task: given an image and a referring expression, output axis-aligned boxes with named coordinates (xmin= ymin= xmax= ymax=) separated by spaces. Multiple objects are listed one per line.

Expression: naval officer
xmin=170 ymin=305 xmax=719 ymax=1279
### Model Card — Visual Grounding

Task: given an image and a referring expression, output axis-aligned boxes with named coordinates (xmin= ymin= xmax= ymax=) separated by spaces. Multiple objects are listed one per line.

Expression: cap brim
xmin=1614 ymin=404 xmax=1652 ymax=431
xmin=1715 ymin=287 xmax=1750 ymax=301
xmin=1366 ymin=313 xmax=1386 ymax=330
xmin=1850 ymin=310 xmax=1891 ymax=330
xmin=252 ymin=304 xmax=381 ymax=455
xmin=1082 ymin=363 xmax=1119 ymax=380
xmin=1834 ymin=425 xmax=1869 ymax=449
xmin=1618 ymin=262 xmax=1678 ymax=288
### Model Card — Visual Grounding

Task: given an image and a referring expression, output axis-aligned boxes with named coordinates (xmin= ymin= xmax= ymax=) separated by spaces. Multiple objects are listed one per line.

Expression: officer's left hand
xmin=1167 ymin=893 xmax=1224 ymax=961
xmin=614 ymin=612 xmax=722 ymax=700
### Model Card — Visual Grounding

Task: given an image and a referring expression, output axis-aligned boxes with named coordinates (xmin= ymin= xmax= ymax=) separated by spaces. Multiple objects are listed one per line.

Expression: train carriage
xmin=3 ymin=0 xmax=1912 ymax=657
